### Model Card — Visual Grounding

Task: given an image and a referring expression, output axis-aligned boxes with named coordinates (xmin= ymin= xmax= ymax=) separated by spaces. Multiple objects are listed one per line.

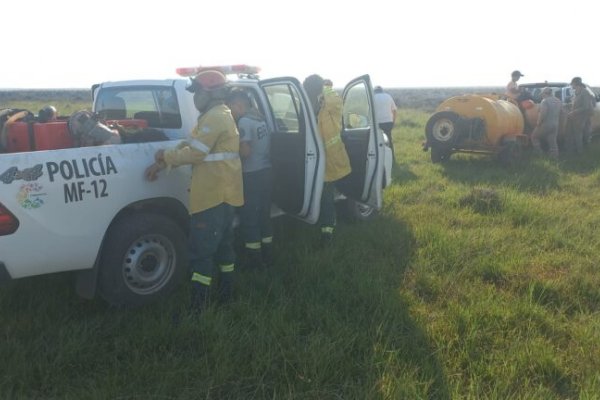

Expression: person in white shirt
xmin=505 ymin=70 xmax=524 ymax=101
xmin=373 ymin=86 xmax=397 ymax=161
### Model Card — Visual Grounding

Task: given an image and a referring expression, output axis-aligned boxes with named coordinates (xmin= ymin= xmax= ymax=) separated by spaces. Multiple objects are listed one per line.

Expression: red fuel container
xmin=6 ymin=121 xmax=74 ymax=152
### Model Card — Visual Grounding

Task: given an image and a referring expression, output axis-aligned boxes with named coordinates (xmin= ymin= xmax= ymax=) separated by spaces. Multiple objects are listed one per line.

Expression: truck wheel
xmin=98 ymin=213 xmax=187 ymax=307
xmin=341 ymin=199 xmax=378 ymax=222
xmin=426 ymin=111 xmax=460 ymax=148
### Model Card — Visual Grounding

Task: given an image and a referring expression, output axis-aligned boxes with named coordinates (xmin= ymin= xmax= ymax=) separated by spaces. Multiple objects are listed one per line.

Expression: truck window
xmin=263 ymin=85 xmax=302 ymax=133
xmin=95 ymin=86 xmax=182 ymax=129
xmin=343 ymin=84 xmax=372 ymax=129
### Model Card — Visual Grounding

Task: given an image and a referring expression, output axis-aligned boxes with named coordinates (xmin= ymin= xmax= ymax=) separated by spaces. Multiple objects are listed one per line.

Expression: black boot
xmin=320 ymin=232 xmax=333 ymax=248
xmin=218 ymin=272 xmax=234 ymax=304
xmin=262 ymin=243 xmax=274 ymax=268
xmin=243 ymin=248 xmax=263 ymax=269
xmin=190 ymin=284 xmax=210 ymax=314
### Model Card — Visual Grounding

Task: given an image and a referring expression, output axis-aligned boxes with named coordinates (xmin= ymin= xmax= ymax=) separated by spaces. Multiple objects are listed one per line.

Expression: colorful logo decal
xmin=17 ymin=183 xmax=46 ymax=209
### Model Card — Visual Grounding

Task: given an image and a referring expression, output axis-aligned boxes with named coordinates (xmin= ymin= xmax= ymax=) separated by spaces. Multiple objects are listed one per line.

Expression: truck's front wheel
xmin=98 ymin=213 xmax=187 ymax=307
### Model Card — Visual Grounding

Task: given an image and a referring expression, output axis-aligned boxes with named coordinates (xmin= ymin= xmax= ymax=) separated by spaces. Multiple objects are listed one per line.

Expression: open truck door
xmin=259 ymin=78 xmax=324 ymax=224
xmin=337 ymin=75 xmax=384 ymax=209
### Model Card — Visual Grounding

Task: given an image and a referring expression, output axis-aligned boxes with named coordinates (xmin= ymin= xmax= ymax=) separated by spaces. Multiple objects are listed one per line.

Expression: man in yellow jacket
xmin=303 ymin=74 xmax=351 ymax=245
xmin=145 ymin=70 xmax=243 ymax=312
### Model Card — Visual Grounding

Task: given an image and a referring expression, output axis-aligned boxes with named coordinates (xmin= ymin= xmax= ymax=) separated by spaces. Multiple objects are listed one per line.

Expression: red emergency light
xmin=176 ymin=64 xmax=261 ymax=77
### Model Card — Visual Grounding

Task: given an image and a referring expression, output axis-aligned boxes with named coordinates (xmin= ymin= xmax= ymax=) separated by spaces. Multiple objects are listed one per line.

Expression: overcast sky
xmin=1 ymin=0 xmax=596 ymax=89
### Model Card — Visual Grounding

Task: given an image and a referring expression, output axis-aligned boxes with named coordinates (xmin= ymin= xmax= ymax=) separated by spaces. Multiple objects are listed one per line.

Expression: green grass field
xmin=1 ymin=100 xmax=600 ymax=399
xmin=0 ymin=99 xmax=91 ymax=117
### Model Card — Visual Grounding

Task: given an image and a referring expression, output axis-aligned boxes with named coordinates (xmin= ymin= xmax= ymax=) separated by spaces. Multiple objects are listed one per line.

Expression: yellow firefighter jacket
xmin=163 ymin=104 xmax=243 ymax=214
xmin=318 ymin=88 xmax=351 ymax=182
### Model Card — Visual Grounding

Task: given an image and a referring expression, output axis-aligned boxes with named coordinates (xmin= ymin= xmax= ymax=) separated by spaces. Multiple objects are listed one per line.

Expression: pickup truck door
xmin=336 ymin=75 xmax=384 ymax=209
xmin=258 ymin=78 xmax=324 ymax=224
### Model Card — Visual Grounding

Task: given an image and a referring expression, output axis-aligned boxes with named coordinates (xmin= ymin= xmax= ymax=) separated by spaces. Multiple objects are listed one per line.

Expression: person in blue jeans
xmin=228 ymin=90 xmax=273 ymax=268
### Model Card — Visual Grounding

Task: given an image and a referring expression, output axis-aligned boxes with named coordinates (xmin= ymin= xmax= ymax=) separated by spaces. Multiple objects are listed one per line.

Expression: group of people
xmin=144 ymin=71 xmax=356 ymax=314
xmin=505 ymin=70 xmax=596 ymax=158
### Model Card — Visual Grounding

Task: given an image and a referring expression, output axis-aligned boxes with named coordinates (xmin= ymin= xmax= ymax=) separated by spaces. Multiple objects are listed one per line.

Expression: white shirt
xmin=374 ymin=92 xmax=397 ymax=124
xmin=505 ymin=80 xmax=519 ymax=100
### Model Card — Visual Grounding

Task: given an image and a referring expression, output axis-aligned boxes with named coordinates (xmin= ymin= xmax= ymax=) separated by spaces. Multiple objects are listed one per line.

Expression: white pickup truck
xmin=0 ymin=67 xmax=392 ymax=306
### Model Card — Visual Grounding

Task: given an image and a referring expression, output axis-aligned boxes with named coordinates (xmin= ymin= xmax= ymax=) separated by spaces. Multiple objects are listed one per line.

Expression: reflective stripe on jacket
xmin=164 ymin=104 xmax=243 ymax=214
xmin=318 ymin=89 xmax=351 ymax=182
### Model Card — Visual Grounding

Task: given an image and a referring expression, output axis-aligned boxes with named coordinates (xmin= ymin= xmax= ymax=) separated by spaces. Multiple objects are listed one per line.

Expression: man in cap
xmin=567 ymin=77 xmax=594 ymax=154
xmin=531 ymin=87 xmax=561 ymax=159
xmin=145 ymin=69 xmax=243 ymax=313
xmin=505 ymin=70 xmax=525 ymax=101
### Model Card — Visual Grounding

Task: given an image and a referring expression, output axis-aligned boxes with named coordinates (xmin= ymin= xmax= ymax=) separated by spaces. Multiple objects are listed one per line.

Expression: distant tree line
xmin=0 ymin=90 xmax=91 ymax=104
xmin=6 ymin=86 xmax=596 ymax=112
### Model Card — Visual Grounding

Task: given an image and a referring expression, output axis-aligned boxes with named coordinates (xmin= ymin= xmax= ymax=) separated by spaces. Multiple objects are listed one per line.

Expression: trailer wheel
xmin=98 ymin=213 xmax=187 ymax=307
xmin=426 ymin=111 xmax=460 ymax=147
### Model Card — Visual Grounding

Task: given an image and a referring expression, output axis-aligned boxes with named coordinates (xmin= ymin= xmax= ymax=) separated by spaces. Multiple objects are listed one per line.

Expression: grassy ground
xmin=1 ymin=103 xmax=600 ymax=399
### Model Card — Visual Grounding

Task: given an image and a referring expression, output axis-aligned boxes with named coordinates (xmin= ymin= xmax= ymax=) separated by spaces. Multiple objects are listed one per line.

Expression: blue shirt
xmin=238 ymin=111 xmax=271 ymax=173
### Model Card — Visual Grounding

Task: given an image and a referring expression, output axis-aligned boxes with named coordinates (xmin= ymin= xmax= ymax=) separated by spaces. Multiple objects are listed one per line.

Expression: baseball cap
xmin=570 ymin=77 xmax=583 ymax=86
xmin=511 ymin=70 xmax=524 ymax=77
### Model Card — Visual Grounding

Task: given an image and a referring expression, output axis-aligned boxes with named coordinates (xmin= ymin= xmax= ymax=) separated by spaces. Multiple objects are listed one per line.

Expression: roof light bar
xmin=176 ymin=64 xmax=260 ymax=77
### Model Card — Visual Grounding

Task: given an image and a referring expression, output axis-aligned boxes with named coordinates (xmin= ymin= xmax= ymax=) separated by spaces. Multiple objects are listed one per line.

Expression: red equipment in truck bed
xmin=6 ymin=121 xmax=74 ymax=152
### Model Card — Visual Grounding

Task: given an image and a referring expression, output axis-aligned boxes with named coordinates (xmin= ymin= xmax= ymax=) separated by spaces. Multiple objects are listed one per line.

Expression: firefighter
xmin=302 ymin=74 xmax=351 ymax=246
xmin=145 ymin=70 xmax=243 ymax=313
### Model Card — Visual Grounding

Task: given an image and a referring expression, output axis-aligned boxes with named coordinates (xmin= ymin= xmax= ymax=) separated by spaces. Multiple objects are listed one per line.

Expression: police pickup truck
xmin=0 ymin=65 xmax=392 ymax=307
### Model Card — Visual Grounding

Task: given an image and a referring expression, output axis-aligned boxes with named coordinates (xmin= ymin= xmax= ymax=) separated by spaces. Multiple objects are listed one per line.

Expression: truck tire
xmin=341 ymin=199 xmax=378 ymax=222
xmin=98 ymin=213 xmax=187 ymax=307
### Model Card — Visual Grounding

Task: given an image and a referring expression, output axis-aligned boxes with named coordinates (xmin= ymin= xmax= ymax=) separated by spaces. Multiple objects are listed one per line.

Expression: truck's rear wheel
xmin=98 ymin=213 xmax=187 ymax=307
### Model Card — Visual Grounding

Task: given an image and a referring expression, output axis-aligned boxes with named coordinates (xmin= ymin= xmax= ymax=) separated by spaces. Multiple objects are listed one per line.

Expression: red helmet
xmin=191 ymin=70 xmax=228 ymax=92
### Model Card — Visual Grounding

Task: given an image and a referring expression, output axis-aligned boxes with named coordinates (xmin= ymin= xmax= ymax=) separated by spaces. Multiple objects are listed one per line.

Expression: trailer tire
xmin=98 ymin=213 xmax=187 ymax=307
xmin=426 ymin=111 xmax=460 ymax=149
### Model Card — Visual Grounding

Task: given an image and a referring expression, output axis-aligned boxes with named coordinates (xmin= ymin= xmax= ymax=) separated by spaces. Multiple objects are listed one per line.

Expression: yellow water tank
xmin=436 ymin=95 xmax=524 ymax=146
